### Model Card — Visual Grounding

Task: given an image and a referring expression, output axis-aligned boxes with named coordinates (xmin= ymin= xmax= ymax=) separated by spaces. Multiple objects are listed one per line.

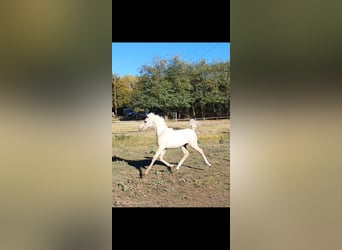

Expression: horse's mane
xmin=147 ymin=113 xmax=165 ymax=123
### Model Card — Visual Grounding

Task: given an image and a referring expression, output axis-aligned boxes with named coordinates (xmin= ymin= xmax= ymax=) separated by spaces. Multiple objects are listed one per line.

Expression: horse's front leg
xmin=144 ymin=147 xmax=164 ymax=176
xmin=159 ymin=149 xmax=174 ymax=168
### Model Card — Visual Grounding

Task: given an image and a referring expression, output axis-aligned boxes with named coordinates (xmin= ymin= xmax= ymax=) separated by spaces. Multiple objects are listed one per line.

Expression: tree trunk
xmin=201 ymin=105 xmax=204 ymax=119
xmin=192 ymin=104 xmax=196 ymax=118
xmin=113 ymin=78 xmax=118 ymax=116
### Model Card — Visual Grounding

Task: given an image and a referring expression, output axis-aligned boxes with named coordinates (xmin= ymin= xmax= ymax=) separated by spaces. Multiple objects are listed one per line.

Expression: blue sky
xmin=112 ymin=42 xmax=230 ymax=77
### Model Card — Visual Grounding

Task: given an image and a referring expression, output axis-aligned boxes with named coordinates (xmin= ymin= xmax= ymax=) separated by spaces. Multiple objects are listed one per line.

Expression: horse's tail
xmin=189 ymin=119 xmax=197 ymax=130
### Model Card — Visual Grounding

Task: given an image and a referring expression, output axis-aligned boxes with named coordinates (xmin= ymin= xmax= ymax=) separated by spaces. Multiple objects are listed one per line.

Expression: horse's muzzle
xmin=139 ymin=124 xmax=145 ymax=131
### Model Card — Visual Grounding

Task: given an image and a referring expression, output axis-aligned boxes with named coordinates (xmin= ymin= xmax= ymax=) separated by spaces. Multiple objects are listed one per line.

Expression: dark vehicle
xmin=120 ymin=108 xmax=147 ymax=121
xmin=121 ymin=108 xmax=135 ymax=120
xmin=135 ymin=111 xmax=148 ymax=120
xmin=123 ymin=108 xmax=135 ymax=117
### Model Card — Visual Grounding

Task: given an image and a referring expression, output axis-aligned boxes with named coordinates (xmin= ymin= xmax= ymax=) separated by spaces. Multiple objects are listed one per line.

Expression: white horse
xmin=139 ymin=113 xmax=211 ymax=176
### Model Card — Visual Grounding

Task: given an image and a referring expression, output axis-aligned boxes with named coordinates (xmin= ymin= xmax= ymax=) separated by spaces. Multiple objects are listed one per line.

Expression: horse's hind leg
xmin=189 ymin=142 xmax=212 ymax=166
xmin=159 ymin=149 xmax=174 ymax=168
xmin=176 ymin=146 xmax=189 ymax=170
xmin=145 ymin=147 xmax=164 ymax=176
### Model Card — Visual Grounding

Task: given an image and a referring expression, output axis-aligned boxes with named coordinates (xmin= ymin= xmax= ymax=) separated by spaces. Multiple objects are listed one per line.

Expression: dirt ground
xmin=112 ymin=119 xmax=230 ymax=207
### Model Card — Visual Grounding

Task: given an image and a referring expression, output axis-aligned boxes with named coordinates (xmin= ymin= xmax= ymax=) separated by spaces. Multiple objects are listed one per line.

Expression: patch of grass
xmin=197 ymin=133 xmax=228 ymax=143
xmin=115 ymin=134 xmax=131 ymax=141
xmin=219 ymin=136 xmax=229 ymax=144
xmin=112 ymin=120 xmax=230 ymax=207
xmin=113 ymin=132 xmax=155 ymax=147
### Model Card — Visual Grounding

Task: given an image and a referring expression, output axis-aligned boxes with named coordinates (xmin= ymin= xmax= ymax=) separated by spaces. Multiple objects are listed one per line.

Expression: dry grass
xmin=112 ymin=119 xmax=230 ymax=207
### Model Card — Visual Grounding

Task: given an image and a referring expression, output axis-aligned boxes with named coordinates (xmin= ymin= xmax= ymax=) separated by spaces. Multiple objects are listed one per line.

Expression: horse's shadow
xmin=112 ymin=155 xmax=173 ymax=178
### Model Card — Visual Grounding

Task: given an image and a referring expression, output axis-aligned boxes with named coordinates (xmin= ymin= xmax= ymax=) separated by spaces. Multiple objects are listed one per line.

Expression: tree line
xmin=112 ymin=56 xmax=230 ymax=119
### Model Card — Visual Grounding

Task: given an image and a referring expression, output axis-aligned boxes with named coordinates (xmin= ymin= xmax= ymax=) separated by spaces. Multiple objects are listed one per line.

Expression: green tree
xmin=165 ymin=56 xmax=192 ymax=119
xmin=112 ymin=73 xmax=119 ymax=116
xmin=131 ymin=56 xmax=230 ymax=119
xmin=116 ymin=75 xmax=138 ymax=108
xmin=132 ymin=57 xmax=171 ymax=114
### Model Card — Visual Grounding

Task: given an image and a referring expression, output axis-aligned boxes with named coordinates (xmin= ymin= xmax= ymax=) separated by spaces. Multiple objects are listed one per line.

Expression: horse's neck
xmin=153 ymin=120 xmax=168 ymax=138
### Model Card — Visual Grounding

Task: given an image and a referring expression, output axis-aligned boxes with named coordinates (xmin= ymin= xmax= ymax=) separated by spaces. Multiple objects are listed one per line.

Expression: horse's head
xmin=139 ymin=113 xmax=155 ymax=131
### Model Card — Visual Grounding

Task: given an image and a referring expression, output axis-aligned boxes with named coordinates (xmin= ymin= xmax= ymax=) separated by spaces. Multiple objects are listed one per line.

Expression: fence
xmin=112 ymin=116 xmax=230 ymax=135
xmin=112 ymin=115 xmax=229 ymax=121
xmin=165 ymin=116 xmax=230 ymax=121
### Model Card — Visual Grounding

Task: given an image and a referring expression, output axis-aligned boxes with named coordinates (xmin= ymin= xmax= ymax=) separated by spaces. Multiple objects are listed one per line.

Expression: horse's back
xmin=158 ymin=128 xmax=197 ymax=148
xmin=170 ymin=128 xmax=196 ymax=138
